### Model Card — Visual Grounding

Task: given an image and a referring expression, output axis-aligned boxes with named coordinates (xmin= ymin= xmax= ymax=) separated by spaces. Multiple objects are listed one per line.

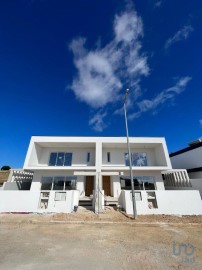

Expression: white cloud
xmin=165 ymin=25 xmax=194 ymax=49
xmin=69 ymin=7 xmax=192 ymax=132
xmin=128 ymin=77 xmax=192 ymax=120
xmin=69 ymin=8 xmax=149 ymax=131
xmin=114 ymin=12 xmax=143 ymax=43
xmin=200 ymin=119 xmax=202 ymax=127
xmin=89 ymin=111 xmax=107 ymax=132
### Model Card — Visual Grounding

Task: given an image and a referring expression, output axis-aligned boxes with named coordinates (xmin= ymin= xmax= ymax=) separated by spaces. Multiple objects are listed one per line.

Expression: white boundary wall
xmin=0 ymin=190 xmax=79 ymax=213
xmin=191 ymin=179 xmax=202 ymax=198
xmin=119 ymin=190 xmax=202 ymax=215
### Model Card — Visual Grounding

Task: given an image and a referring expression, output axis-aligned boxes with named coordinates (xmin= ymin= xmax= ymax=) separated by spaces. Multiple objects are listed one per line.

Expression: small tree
xmin=1 ymin=165 xmax=11 ymax=171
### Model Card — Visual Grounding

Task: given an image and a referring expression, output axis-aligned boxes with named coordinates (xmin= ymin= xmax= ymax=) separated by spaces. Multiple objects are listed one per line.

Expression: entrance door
xmin=85 ymin=176 xmax=94 ymax=196
xmin=103 ymin=176 xmax=111 ymax=196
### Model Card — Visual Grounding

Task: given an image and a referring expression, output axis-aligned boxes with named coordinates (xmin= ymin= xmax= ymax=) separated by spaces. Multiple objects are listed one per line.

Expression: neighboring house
xmin=170 ymin=139 xmax=202 ymax=198
xmin=0 ymin=136 xmax=202 ymax=215
xmin=170 ymin=139 xmax=202 ymax=179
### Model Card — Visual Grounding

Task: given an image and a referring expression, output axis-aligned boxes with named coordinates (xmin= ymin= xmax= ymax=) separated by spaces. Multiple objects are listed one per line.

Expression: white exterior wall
xmin=190 ymin=179 xmax=202 ymax=198
xmin=27 ymin=146 xmax=95 ymax=167
xmin=189 ymin=172 xmax=202 ymax=179
xmin=0 ymin=190 xmax=79 ymax=213
xmin=102 ymin=147 xmax=158 ymax=166
xmin=119 ymin=190 xmax=202 ymax=215
xmin=40 ymin=147 xmax=95 ymax=166
xmin=24 ymin=136 xmax=171 ymax=169
xmin=111 ymin=176 xmax=121 ymax=198
xmin=154 ymin=144 xmax=168 ymax=167
xmin=171 ymin=147 xmax=202 ymax=170
xmin=76 ymin=176 xmax=85 ymax=197
xmin=28 ymin=143 xmax=42 ymax=166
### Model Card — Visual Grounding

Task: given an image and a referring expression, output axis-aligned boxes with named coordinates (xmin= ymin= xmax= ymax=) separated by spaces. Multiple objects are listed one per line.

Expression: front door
xmin=85 ymin=176 xmax=94 ymax=196
xmin=103 ymin=176 xmax=111 ymax=196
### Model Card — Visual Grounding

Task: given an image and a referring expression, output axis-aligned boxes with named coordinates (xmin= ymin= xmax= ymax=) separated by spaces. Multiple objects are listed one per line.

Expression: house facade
xmin=0 ymin=136 xmax=202 ymax=215
xmin=24 ymin=136 xmax=171 ymax=198
xmin=170 ymin=139 xmax=202 ymax=198
xmin=170 ymin=139 xmax=202 ymax=179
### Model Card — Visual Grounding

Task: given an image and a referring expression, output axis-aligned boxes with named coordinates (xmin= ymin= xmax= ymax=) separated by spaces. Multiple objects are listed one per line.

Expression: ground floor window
xmin=41 ymin=176 xmax=77 ymax=191
xmin=41 ymin=177 xmax=53 ymax=190
xmin=120 ymin=176 xmax=156 ymax=190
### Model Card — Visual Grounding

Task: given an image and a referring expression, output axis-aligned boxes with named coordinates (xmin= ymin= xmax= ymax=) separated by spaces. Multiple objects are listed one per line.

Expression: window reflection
xmin=49 ymin=153 xmax=57 ymax=166
xmin=41 ymin=176 xmax=77 ymax=191
xmin=53 ymin=176 xmax=65 ymax=190
xmin=64 ymin=153 xmax=72 ymax=166
xmin=56 ymin=152 xmax=65 ymax=166
xmin=121 ymin=176 xmax=155 ymax=190
xmin=49 ymin=152 xmax=72 ymax=166
xmin=41 ymin=177 xmax=53 ymax=190
xmin=124 ymin=152 xmax=148 ymax=166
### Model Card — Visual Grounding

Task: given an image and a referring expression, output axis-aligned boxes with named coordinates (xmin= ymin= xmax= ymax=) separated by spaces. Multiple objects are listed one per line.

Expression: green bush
xmin=1 ymin=165 xmax=11 ymax=171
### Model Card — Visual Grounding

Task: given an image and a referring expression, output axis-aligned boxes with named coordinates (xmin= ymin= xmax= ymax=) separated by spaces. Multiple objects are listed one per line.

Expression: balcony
xmin=25 ymin=142 xmax=96 ymax=169
xmin=102 ymin=142 xmax=169 ymax=169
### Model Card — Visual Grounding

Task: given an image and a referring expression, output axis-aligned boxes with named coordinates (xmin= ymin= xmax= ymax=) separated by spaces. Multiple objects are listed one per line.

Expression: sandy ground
xmin=1 ymin=206 xmax=202 ymax=224
xmin=0 ymin=208 xmax=202 ymax=269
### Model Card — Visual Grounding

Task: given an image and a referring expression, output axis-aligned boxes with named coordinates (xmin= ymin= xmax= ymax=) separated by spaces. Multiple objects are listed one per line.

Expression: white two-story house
xmin=24 ymin=136 xmax=170 ymax=198
xmin=1 ymin=136 xmax=202 ymax=215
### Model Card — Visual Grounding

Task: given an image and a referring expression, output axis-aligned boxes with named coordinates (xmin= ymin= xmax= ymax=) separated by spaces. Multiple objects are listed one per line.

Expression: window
xmin=41 ymin=176 xmax=77 ymax=191
xmin=64 ymin=153 xmax=72 ymax=166
xmin=49 ymin=153 xmax=57 ymax=166
xmin=49 ymin=152 xmax=72 ymax=166
xmin=41 ymin=177 xmax=53 ymax=190
xmin=133 ymin=153 xmax=147 ymax=166
xmin=120 ymin=176 xmax=155 ymax=190
xmin=65 ymin=176 xmax=77 ymax=190
xmin=55 ymin=192 xmax=66 ymax=201
xmin=107 ymin=152 xmax=111 ymax=162
xmin=124 ymin=152 xmax=147 ymax=166
xmin=143 ymin=176 xmax=155 ymax=190
xmin=56 ymin=152 xmax=65 ymax=166
xmin=53 ymin=176 xmax=65 ymax=190
xmin=87 ymin=152 xmax=90 ymax=163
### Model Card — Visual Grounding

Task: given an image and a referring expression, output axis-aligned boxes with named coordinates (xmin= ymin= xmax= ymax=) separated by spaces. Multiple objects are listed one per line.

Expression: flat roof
xmin=170 ymin=141 xmax=202 ymax=157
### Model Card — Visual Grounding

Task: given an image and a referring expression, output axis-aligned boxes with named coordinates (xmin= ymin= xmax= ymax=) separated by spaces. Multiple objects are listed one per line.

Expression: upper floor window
xmin=49 ymin=152 xmax=72 ymax=166
xmin=87 ymin=152 xmax=90 ymax=163
xmin=125 ymin=152 xmax=148 ymax=166
xmin=107 ymin=152 xmax=111 ymax=163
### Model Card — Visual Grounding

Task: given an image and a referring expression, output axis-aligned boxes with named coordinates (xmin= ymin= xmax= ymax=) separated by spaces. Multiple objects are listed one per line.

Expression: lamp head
xmin=125 ymin=89 xmax=129 ymax=94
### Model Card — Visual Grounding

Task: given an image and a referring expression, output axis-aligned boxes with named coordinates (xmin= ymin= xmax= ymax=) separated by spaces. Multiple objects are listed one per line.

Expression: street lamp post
xmin=124 ymin=89 xmax=137 ymax=219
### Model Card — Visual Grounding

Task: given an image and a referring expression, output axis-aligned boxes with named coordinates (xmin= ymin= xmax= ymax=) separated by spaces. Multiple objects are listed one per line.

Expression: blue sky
xmin=0 ymin=0 xmax=202 ymax=168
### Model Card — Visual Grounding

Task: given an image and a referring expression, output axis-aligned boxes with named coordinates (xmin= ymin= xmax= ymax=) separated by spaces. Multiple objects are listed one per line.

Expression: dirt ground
xmin=1 ymin=206 xmax=202 ymax=224
xmin=0 ymin=208 xmax=202 ymax=270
